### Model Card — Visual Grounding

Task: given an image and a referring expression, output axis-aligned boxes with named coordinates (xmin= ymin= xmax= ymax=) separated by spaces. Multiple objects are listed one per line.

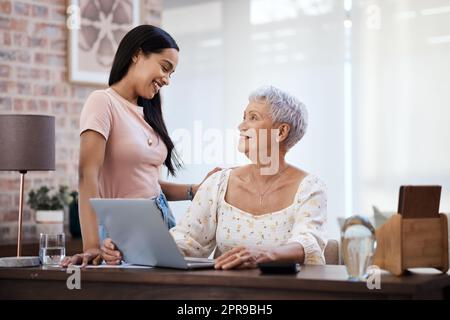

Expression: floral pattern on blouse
xmin=170 ymin=169 xmax=328 ymax=265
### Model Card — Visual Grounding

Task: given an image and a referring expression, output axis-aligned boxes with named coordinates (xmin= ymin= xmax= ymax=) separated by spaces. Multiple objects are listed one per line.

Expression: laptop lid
xmin=90 ymin=198 xmax=189 ymax=269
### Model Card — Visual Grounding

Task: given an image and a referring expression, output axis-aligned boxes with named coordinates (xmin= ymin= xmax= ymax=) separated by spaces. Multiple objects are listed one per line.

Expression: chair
xmin=324 ymin=239 xmax=340 ymax=265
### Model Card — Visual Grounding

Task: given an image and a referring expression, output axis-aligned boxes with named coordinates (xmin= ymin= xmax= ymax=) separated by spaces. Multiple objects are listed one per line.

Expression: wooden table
xmin=0 ymin=265 xmax=449 ymax=300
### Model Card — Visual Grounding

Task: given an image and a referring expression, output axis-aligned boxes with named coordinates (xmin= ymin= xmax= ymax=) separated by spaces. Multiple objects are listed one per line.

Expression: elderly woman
xmin=102 ymin=85 xmax=327 ymax=269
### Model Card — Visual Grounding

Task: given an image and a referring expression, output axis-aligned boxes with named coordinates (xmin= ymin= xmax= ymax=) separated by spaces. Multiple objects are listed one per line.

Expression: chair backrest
xmin=324 ymin=239 xmax=340 ymax=265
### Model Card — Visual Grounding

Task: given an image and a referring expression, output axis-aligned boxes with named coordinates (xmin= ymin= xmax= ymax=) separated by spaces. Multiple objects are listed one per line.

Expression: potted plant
xmin=68 ymin=190 xmax=81 ymax=238
xmin=27 ymin=185 xmax=73 ymax=236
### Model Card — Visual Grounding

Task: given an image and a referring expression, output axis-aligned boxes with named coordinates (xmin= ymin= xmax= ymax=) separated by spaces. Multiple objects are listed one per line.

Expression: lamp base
xmin=0 ymin=256 xmax=40 ymax=268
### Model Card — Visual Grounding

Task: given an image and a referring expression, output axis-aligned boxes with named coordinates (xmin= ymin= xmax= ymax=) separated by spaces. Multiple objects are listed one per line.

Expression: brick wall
xmin=0 ymin=0 xmax=162 ymax=243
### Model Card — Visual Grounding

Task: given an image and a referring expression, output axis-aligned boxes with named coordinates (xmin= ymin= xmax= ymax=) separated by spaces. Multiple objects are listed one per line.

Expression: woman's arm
xmin=169 ymin=170 xmax=224 ymax=257
xmin=287 ymin=177 xmax=327 ymax=265
xmin=214 ymin=243 xmax=305 ymax=270
xmin=159 ymin=180 xmax=196 ymax=201
xmin=159 ymin=167 xmax=222 ymax=201
xmin=78 ymin=131 xmax=106 ymax=251
xmin=61 ymin=131 xmax=106 ymax=267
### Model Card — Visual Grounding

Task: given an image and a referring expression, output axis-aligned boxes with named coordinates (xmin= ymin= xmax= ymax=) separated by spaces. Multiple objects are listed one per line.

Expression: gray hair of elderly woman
xmin=249 ymin=86 xmax=308 ymax=149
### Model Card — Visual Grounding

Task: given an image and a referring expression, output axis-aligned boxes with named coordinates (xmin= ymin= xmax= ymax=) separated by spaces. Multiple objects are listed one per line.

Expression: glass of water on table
xmin=39 ymin=233 xmax=66 ymax=266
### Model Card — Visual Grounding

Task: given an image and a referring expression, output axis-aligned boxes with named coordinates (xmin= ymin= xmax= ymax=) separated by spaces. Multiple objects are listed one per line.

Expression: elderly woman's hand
xmin=214 ymin=246 xmax=275 ymax=270
xmin=60 ymin=248 xmax=103 ymax=268
xmin=101 ymin=238 xmax=122 ymax=265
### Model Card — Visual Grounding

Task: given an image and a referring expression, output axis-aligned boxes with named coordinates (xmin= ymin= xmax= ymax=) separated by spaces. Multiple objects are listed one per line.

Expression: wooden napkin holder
xmin=373 ymin=186 xmax=449 ymax=276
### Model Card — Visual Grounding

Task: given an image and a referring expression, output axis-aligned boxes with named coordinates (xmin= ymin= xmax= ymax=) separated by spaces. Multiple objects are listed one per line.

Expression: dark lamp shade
xmin=0 ymin=115 xmax=55 ymax=171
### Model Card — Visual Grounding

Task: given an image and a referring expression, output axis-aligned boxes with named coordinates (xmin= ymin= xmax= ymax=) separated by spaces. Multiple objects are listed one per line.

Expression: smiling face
xmin=238 ymin=100 xmax=277 ymax=159
xmin=129 ymin=48 xmax=179 ymax=100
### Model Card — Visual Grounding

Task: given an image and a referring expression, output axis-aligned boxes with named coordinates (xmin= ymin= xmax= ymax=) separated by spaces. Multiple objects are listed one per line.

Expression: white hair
xmin=249 ymin=85 xmax=308 ymax=149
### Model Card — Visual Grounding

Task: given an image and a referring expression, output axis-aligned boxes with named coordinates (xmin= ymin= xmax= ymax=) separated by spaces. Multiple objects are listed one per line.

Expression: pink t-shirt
xmin=79 ymin=88 xmax=167 ymax=199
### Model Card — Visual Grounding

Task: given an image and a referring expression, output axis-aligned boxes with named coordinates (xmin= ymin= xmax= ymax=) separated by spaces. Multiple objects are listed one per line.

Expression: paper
xmin=74 ymin=262 xmax=153 ymax=269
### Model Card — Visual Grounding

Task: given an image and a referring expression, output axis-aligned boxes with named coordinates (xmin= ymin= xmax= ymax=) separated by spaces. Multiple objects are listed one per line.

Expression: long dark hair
xmin=109 ymin=25 xmax=181 ymax=176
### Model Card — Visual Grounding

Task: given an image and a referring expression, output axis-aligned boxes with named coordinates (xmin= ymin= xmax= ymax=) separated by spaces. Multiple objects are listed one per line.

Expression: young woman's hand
xmin=101 ymin=238 xmax=122 ymax=265
xmin=214 ymin=246 xmax=275 ymax=270
xmin=60 ymin=248 xmax=103 ymax=268
xmin=193 ymin=167 xmax=223 ymax=195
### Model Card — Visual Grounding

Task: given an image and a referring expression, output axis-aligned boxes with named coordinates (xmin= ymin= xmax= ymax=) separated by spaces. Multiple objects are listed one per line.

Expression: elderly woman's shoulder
xmin=229 ymin=165 xmax=251 ymax=178
xmin=301 ymin=173 xmax=327 ymax=194
xmin=287 ymin=166 xmax=326 ymax=192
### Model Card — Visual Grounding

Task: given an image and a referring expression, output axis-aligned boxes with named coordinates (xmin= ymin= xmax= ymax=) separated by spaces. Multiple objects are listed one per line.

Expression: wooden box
xmin=373 ymin=213 xmax=449 ymax=276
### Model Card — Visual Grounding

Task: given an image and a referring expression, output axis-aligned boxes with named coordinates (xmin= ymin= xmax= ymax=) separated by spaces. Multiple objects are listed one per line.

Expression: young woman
xmin=61 ymin=25 xmax=218 ymax=267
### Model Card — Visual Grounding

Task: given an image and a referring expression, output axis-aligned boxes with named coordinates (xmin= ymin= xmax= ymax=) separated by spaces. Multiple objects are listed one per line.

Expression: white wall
xmin=352 ymin=0 xmax=450 ymax=220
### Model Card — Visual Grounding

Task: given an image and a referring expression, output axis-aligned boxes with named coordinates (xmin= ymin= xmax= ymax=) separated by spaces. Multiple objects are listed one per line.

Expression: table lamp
xmin=0 ymin=115 xmax=55 ymax=267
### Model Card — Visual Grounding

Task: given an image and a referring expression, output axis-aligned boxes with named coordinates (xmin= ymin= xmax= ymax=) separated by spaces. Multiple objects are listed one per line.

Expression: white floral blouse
xmin=170 ymin=168 xmax=328 ymax=265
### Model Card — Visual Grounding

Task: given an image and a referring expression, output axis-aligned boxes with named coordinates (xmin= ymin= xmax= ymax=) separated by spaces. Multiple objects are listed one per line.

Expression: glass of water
xmin=341 ymin=215 xmax=376 ymax=281
xmin=39 ymin=233 xmax=66 ymax=266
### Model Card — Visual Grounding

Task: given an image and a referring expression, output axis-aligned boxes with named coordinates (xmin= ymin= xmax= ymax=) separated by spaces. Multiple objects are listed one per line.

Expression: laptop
xmin=90 ymin=198 xmax=215 ymax=270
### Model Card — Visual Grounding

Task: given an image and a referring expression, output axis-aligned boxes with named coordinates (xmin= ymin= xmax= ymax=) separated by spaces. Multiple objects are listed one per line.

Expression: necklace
xmin=250 ymin=165 xmax=290 ymax=205
xmin=144 ymin=128 xmax=154 ymax=146
xmin=137 ymin=116 xmax=153 ymax=146
xmin=110 ymin=87 xmax=153 ymax=146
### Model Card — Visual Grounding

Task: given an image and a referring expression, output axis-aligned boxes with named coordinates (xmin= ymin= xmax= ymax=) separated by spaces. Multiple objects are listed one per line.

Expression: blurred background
xmin=1 ymin=0 xmax=450 ymax=243
xmin=162 ymin=0 xmax=450 ymax=240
